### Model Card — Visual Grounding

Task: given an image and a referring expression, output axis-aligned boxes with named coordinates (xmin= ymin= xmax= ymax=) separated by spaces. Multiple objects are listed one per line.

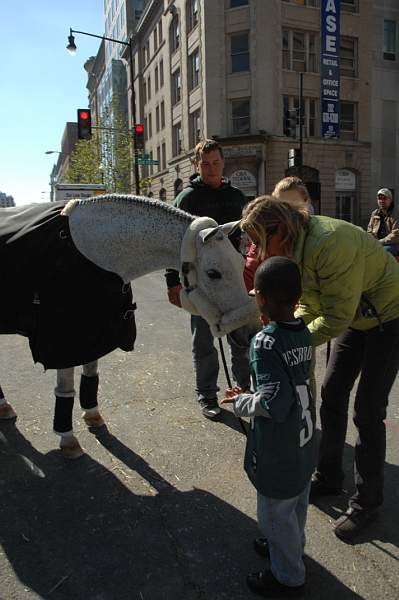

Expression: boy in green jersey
xmin=222 ymin=257 xmax=316 ymax=598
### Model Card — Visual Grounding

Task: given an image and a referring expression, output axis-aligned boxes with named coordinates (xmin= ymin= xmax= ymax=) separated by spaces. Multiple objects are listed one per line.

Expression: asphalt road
xmin=0 ymin=272 xmax=398 ymax=600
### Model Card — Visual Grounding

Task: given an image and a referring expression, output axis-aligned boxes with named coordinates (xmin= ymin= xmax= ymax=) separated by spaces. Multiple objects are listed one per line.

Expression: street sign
xmin=137 ymin=158 xmax=160 ymax=166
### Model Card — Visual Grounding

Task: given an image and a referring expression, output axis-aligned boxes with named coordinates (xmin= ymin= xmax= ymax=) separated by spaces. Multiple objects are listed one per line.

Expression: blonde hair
xmin=273 ymin=176 xmax=310 ymax=204
xmin=241 ymin=195 xmax=309 ymax=260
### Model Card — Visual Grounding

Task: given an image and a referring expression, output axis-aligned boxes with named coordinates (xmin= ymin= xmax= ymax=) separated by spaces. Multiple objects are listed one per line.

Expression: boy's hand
xmin=221 ymin=386 xmax=242 ymax=404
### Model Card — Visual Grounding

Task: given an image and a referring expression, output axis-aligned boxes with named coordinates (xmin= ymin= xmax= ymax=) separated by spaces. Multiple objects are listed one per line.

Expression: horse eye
xmin=207 ymin=269 xmax=222 ymax=280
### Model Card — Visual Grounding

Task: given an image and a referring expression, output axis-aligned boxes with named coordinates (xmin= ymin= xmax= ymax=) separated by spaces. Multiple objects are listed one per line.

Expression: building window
xmin=143 ymin=79 xmax=147 ymax=104
xmin=156 ymin=146 xmax=161 ymax=172
xmin=231 ymin=0 xmax=248 ymax=6
xmin=341 ymin=0 xmax=358 ymax=13
xmin=153 ymin=29 xmax=158 ymax=52
xmin=158 ymin=20 xmax=163 ymax=45
xmin=161 ymin=101 xmax=165 ymax=129
xmin=172 ymin=69 xmax=181 ymax=104
xmin=231 ymin=98 xmax=250 ymax=134
xmin=149 ymin=150 xmax=154 ymax=175
xmin=172 ymin=122 xmax=182 ymax=156
xmin=282 ymin=0 xmax=320 ymax=5
xmin=340 ymin=102 xmax=356 ymax=140
xmin=283 ymin=29 xmax=317 ymax=72
xmin=156 ymin=106 xmax=160 ymax=132
xmin=283 ymin=96 xmax=317 ymax=138
xmin=144 ymin=116 xmax=148 ymax=140
xmin=188 ymin=48 xmax=200 ymax=90
xmin=231 ymin=32 xmax=250 ymax=72
xmin=147 ymin=75 xmax=151 ymax=100
xmin=187 ymin=0 xmax=199 ymax=33
xmin=170 ymin=14 xmax=180 ymax=53
xmin=189 ymin=109 xmax=201 ymax=147
xmin=155 ymin=65 xmax=159 ymax=91
xmin=384 ymin=20 xmax=396 ymax=61
xmin=174 ymin=178 xmax=183 ymax=195
xmin=336 ymin=193 xmax=356 ymax=222
xmin=160 ymin=187 xmax=167 ymax=201
xmin=160 ymin=59 xmax=164 ymax=87
xmin=146 ymin=40 xmax=150 ymax=63
xmin=340 ymin=37 xmax=357 ymax=77
xmin=161 ymin=142 xmax=166 ymax=170
xmin=148 ymin=112 xmax=153 ymax=138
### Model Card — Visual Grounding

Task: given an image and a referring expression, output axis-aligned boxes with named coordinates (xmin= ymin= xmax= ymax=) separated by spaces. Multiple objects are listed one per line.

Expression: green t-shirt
xmin=240 ymin=319 xmax=316 ymax=499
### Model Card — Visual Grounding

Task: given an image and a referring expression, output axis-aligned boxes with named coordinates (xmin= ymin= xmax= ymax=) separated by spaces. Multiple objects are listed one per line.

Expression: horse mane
xmin=62 ymin=193 xmax=195 ymax=224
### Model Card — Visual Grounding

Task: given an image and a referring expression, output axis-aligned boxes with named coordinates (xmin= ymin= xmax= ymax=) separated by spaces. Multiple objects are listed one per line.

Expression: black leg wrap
xmin=79 ymin=374 xmax=99 ymax=410
xmin=0 ymin=384 xmax=4 ymax=400
xmin=54 ymin=396 xmax=74 ymax=433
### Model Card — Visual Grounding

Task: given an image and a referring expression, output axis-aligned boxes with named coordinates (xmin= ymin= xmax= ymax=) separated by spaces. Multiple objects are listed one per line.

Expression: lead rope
xmin=218 ymin=338 xmax=248 ymax=437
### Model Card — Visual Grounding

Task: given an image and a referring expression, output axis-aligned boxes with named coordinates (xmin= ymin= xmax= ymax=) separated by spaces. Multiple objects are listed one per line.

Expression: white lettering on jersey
xmin=283 ymin=345 xmax=312 ymax=366
xmin=254 ymin=332 xmax=275 ymax=351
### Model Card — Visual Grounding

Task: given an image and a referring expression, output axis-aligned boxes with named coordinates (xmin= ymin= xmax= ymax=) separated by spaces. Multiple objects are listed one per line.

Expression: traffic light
xmin=77 ymin=108 xmax=92 ymax=140
xmin=134 ymin=123 xmax=145 ymax=151
xmin=288 ymin=148 xmax=301 ymax=168
xmin=284 ymin=109 xmax=298 ymax=138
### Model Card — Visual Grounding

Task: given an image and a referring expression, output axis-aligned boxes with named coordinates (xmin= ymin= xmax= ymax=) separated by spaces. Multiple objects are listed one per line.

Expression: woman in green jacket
xmin=241 ymin=195 xmax=399 ymax=542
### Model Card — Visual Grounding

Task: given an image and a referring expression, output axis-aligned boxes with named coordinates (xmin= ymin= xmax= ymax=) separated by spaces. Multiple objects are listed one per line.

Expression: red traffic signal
xmin=77 ymin=108 xmax=92 ymax=140
xmin=134 ymin=123 xmax=145 ymax=150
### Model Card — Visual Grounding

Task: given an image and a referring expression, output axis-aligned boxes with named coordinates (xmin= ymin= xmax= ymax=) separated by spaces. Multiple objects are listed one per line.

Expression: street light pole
xmin=67 ymin=28 xmax=140 ymax=195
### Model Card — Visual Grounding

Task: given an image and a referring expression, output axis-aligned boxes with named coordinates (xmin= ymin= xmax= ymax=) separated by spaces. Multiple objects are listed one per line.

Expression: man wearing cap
xmin=367 ymin=188 xmax=399 ymax=256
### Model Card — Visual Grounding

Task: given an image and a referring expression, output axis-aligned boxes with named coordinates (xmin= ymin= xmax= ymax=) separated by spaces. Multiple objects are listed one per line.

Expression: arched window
xmin=335 ymin=169 xmax=358 ymax=224
xmin=159 ymin=188 xmax=167 ymax=202
xmin=174 ymin=178 xmax=183 ymax=196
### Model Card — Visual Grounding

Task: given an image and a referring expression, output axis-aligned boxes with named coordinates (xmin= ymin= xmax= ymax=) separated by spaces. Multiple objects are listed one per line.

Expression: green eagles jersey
xmin=243 ymin=319 xmax=316 ymax=499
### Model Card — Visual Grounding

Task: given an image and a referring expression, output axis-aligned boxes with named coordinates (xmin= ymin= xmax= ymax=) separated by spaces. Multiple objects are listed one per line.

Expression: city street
xmin=0 ymin=271 xmax=399 ymax=600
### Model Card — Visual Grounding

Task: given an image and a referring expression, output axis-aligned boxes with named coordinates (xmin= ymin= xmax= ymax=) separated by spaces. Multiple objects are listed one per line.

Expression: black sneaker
xmin=334 ymin=507 xmax=379 ymax=542
xmin=253 ymin=537 xmax=270 ymax=559
xmin=198 ymin=398 xmax=221 ymax=420
xmin=247 ymin=570 xmax=305 ymax=598
xmin=309 ymin=477 xmax=342 ymax=502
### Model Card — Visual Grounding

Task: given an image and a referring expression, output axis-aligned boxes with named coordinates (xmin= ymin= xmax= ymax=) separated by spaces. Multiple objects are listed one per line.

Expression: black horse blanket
xmin=0 ymin=201 xmax=136 ymax=369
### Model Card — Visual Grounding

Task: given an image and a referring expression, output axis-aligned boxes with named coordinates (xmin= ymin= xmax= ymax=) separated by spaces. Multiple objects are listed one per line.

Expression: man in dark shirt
xmin=165 ymin=139 xmax=250 ymax=419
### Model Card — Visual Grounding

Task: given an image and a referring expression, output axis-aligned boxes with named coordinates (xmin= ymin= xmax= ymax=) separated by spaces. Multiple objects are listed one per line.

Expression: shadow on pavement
xmin=1 ymin=421 xmax=364 ymax=599
xmin=309 ymin=438 xmax=399 ymax=552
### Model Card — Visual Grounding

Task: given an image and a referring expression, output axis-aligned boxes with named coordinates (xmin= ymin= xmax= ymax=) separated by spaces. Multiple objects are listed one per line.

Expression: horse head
xmin=179 ymin=218 xmax=259 ymax=338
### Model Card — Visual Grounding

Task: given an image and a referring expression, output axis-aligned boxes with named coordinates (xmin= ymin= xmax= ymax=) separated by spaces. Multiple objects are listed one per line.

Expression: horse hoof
xmin=83 ymin=412 xmax=105 ymax=428
xmin=60 ymin=439 xmax=85 ymax=459
xmin=0 ymin=403 xmax=17 ymax=420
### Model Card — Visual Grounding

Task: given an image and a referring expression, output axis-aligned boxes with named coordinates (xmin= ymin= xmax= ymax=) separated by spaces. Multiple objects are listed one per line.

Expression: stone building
xmin=126 ymin=0 xmax=379 ymax=224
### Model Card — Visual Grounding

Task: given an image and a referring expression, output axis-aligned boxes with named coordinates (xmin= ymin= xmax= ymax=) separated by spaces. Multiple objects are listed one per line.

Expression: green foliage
xmin=64 ymin=95 xmax=143 ymax=193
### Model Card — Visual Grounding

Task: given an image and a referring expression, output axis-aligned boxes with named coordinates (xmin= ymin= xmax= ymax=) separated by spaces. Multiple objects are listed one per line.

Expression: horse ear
xmin=218 ymin=221 xmax=241 ymax=237
xmin=201 ymin=227 xmax=224 ymax=244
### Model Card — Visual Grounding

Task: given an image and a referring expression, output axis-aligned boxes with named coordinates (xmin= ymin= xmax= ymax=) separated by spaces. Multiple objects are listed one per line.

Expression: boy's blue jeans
xmin=384 ymin=244 xmax=399 ymax=256
xmin=257 ymin=481 xmax=311 ymax=587
xmin=190 ymin=315 xmax=250 ymax=402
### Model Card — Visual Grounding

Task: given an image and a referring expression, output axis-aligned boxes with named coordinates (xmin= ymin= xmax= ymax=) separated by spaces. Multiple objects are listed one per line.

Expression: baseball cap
xmin=377 ymin=188 xmax=392 ymax=199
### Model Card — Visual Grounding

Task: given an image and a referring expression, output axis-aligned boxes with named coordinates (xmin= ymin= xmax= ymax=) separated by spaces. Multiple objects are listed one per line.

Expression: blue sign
xmin=321 ymin=0 xmax=341 ymax=139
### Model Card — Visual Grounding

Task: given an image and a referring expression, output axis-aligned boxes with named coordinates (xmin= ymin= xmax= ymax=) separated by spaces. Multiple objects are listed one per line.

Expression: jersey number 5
xmin=296 ymin=384 xmax=313 ymax=447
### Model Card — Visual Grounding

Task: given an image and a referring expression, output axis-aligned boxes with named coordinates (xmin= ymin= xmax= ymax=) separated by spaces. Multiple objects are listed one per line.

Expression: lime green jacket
xmin=294 ymin=215 xmax=399 ymax=346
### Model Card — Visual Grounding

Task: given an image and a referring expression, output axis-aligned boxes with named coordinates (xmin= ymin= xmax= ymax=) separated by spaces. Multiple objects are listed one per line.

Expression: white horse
xmin=0 ymin=195 xmax=257 ymax=457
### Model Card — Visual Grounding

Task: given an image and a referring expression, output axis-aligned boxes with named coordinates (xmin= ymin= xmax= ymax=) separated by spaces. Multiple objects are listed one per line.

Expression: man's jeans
xmin=257 ymin=482 xmax=310 ymax=587
xmin=384 ymin=244 xmax=399 ymax=256
xmin=190 ymin=315 xmax=250 ymax=402
xmin=317 ymin=319 xmax=399 ymax=510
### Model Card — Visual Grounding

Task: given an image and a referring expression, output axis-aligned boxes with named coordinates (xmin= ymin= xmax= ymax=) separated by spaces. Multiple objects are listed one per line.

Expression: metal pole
xmin=128 ymin=38 xmax=140 ymax=196
xmin=298 ymin=71 xmax=304 ymax=180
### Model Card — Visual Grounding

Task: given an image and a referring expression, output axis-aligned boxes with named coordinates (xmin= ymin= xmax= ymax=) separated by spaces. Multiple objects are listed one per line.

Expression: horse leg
xmin=80 ymin=360 xmax=105 ymax=428
xmin=54 ymin=367 xmax=84 ymax=459
xmin=0 ymin=384 xmax=17 ymax=420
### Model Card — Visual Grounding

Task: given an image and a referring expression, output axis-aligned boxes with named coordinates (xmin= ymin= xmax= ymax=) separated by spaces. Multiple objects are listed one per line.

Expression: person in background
xmin=367 ymin=188 xmax=399 ymax=256
xmin=240 ymin=195 xmax=399 ymax=542
xmin=243 ymin=177 xmax=313 ymax=294
xmin=222 ymin=257 xmax=315 ymax=598
xmin=165 ymin=139 xmax=250 ymax=420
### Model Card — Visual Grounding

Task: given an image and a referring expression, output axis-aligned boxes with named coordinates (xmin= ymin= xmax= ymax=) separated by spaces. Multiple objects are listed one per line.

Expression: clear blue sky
xmin=0 ymin=1 xmax=105 ymax=205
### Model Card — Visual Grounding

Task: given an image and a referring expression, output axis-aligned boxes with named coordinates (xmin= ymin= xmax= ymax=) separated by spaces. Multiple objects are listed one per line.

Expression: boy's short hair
xmin=255 ymin=257 xmax=302 ymax=306
xmin=194 ymin=139 xmax=224 ymax=162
